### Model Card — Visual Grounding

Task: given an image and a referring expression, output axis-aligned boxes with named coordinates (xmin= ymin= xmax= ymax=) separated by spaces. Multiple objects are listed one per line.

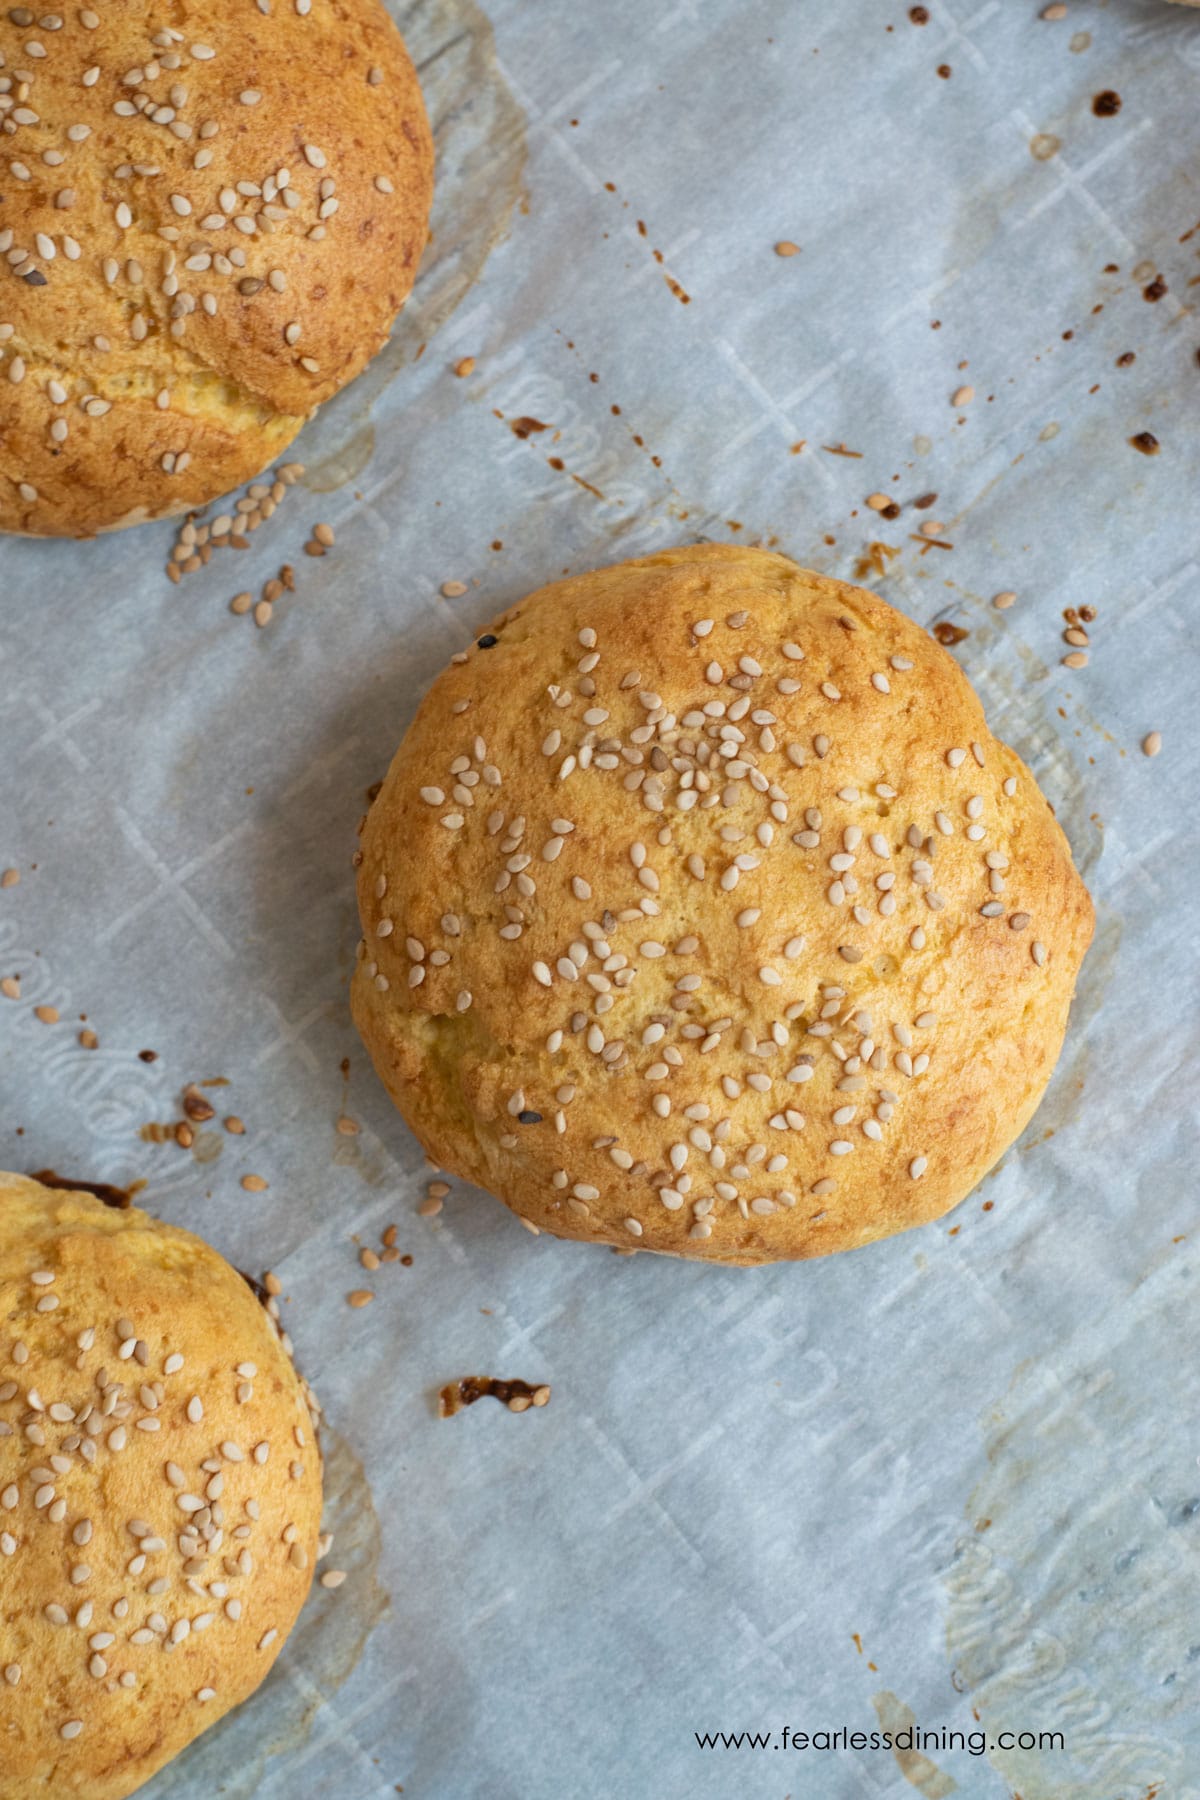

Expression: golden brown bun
xmin=352 ymin=545 xmax=1094 ymax=1266
xmin=0 ymin=0 xmax=432 ymax=538
xmin=0 ymin=1172 xmax=323 ymax=1798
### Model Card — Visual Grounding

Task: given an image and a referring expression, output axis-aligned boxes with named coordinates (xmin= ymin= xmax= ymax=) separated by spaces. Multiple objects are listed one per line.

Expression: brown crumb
xmin=1129 ymin=431 xmax=1160 ymax=456
xmin=438 ymin=1376 xmax=552 ymax=1418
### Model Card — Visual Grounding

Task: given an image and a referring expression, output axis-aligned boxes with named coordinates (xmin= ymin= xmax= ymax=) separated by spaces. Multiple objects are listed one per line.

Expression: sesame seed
xmin=1142 ymin=731 xmax=1162 ymax=757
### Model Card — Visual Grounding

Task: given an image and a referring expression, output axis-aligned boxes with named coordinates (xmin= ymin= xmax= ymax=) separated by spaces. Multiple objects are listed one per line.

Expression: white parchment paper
xmin=3 ymin=2 xmax=1199 ymax=1796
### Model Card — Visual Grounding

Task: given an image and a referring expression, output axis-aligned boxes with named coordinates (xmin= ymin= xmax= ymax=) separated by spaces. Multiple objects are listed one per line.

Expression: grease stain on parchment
xmin=300 ymin=0 xmax=527 ymax=493
xmin=153 ymin=1428 xmax=388 ymax=1797
xmin=944 ymin=1353 xmax=1195 ymax=1799
xmin=871 ymin=1692 xmax=957 ymax=1797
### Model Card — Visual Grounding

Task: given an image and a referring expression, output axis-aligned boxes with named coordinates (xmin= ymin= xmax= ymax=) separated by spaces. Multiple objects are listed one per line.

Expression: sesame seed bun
xmin=0 ymin=1171 xmax=323 ymax=1796
xmin=351 ymin=544 xmax=1094 ymax=1265
xmin=0 ymin=0 xmax=433 ymax=538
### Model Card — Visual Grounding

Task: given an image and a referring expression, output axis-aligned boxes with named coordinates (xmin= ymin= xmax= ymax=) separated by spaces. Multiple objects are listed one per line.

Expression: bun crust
xmin=0 ymin=0 xmax=432 ymax=537
xmin=0 ymin=1172 xmax=323 ymax=1797
xmin=352 ymin=545 xmax=1094 ymax=1265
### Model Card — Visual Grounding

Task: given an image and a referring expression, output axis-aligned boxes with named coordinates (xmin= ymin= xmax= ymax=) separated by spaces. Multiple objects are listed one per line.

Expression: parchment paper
xmin=3 ymin=2 xmax=1199 ymax=1796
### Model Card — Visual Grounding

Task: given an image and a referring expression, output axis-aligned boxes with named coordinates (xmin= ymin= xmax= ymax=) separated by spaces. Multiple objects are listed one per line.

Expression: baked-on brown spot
xmin=29 ymin=1169 xmax=144 ymax=1210
xmin=932 ymin=621 xmax=970 ymax=646
xmin=1129 ymin=432 xmax=1160 ymax=456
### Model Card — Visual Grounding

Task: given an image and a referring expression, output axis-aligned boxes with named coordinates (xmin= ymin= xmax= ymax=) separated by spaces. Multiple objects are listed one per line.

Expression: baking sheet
xmin=3 ymin=1 xmax=1199 ymax=1796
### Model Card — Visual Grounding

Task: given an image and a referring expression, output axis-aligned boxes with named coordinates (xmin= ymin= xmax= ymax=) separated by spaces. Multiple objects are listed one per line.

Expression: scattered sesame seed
xmin=1142 ymin=731 xmax=1162 ymax=757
